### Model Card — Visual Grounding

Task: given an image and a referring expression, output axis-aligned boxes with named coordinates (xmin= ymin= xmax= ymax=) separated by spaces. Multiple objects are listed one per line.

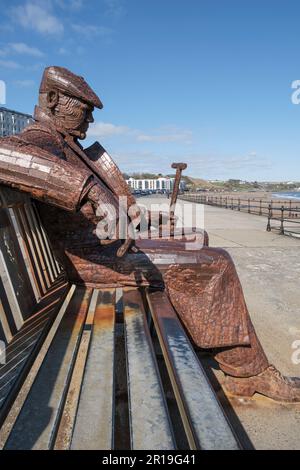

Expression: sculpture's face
xmin=55 ymin=93 xmax=94 ymax=139
xmin=45 ymin=90 xmax=94 ymax=139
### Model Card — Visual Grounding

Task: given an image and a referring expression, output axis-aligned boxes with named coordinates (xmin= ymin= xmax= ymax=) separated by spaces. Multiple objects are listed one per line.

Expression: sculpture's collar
xmin=33 ymin=106 xmax=83 ymax=149
xmin=33 ymin=105 xmax=56 ymax=126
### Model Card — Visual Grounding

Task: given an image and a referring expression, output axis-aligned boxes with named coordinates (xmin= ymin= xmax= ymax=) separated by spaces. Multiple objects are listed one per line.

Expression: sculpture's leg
xmin=162 ymin=247 xmax=300 ymax=402
xmin=213 ymin=316 xmax=269 ymax=377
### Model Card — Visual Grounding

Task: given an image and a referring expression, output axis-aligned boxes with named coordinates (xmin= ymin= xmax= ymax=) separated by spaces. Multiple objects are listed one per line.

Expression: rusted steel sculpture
xmin=169 ymin=162 xmax=187 ymax=238
xmin=0 ymin=66 xmax=300 ymax=402
xmin=170 ymin=162 xmax=187 ymax=208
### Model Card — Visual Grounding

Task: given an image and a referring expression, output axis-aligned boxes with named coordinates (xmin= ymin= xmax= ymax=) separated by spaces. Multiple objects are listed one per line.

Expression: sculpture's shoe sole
xmin=223 ymin=377 xmax=257 ymax=398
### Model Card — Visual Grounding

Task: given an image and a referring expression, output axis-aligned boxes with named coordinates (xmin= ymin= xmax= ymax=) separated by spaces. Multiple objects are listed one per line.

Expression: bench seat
xmin=0 ymin=284 xmax=240 ymax=450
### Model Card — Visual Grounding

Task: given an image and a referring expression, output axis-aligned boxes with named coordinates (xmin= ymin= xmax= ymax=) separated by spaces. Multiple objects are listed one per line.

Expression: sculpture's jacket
xmin=0 ymin=107 xmax=252 ymax=350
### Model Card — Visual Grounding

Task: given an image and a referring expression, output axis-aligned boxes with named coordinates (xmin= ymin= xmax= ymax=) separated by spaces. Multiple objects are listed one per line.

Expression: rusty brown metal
xmin=0 ymin=65 xmax=285 ymax=394
xmin=169 ymin=162 xmax=187 ymax=237
xmin=170 ymin=162 xmax=187 ymax=209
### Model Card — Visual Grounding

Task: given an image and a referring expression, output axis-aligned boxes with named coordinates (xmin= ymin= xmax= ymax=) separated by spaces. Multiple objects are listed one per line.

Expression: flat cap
xmin=39 ymin=66 xmax=103 ymax=109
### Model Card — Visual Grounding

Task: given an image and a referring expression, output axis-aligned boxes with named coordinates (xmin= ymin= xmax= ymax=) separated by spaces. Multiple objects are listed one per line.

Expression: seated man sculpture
xmin=0 ymin=66 xmax=299 ymax=402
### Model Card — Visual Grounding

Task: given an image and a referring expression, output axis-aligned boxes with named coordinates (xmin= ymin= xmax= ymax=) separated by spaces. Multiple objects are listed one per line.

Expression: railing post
xmin=231 ymin=197 xmax=233 ymax=210
xmin=280 ymin=205 xmax=285 ymax=235
xmin=225 ymin=197 xmax=228 ymax=209
xmin=266 ymin=204 xmax=272 ymax=231
xmin=248 ymin=198 xmax=250 ymax=213
xmin=270 ymin=200 xmax=273 ymax=218
xmin=238 ymin=198 xmax=240 ymax=211
xmin=259 ymin=199 xmax=262 ymax=216
xmin=289 ymin=199 xmax=292 ymax=217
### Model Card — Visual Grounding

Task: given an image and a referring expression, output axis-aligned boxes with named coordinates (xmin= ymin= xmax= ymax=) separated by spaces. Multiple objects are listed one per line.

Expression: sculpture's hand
xmin=87 ymin=184 xmax=139 ymax=255
xmin=87 ymin=183 xmax=120 ymax=245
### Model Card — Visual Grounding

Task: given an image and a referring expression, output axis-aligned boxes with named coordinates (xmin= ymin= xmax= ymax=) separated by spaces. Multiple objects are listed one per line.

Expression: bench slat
xmin=146 ymin=289 xmax=240 ymax=450
xmin=4 ymin=286 xmax=92 ymax=449
xmin=16 ymin=206 xmax=47 ymax=296
xmin=0 ymin=285 xmax=75 ymax=448
xmin=25 ymin=205 xmax=55 ymax=284
xmin=23 ymin=204 xmax=52 ymax=289
xmin=31 ymin=204 xmax=60 ymax=279
xmin=8 ymin=208 xmax=40 ymax=303
xmin=54 ymin=289 xmax=99 ymax=449
xmin=123 ymin=288 xmax=175 ymax=450
xmin=71 ymin=288 xmax=116 ymax=450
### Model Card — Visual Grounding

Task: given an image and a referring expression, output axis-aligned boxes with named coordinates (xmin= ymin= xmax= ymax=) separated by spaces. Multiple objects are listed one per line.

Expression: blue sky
xmin=0 ymin=0 xmax=300 ymax=181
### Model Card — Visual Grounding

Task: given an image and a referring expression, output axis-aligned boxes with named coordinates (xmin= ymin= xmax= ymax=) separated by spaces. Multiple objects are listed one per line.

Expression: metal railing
xmin=179 ymin=193 xmax=300 ymax=236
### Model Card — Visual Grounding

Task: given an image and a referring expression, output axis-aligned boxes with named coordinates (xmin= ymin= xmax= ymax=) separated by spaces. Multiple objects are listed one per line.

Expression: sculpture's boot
xmin=223 ymin=365 xmax=300 ymax=402
xmin=214 ymin=317 xmax=270 ymax=378
xmin=214 ymin=318 xmax=300 ymax=402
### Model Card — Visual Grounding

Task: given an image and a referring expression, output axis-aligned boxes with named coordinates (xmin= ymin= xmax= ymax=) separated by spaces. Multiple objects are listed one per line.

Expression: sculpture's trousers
xmin=154 ymin=244 xmax=269 ymax=378
xmin=60 ymin=238 xmax=270 ymax=379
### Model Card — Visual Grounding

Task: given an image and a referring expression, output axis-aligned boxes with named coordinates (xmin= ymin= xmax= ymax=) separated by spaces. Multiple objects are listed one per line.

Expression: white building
xmin=0 ymin=107 xmax=33 ymax=137
xmin=126 ymin=177 xmax=186 ymax=192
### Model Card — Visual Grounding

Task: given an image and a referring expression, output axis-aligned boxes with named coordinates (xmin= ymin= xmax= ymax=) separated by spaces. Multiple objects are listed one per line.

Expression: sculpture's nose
xmin=86 ymin=109 xmax=94 ymax=123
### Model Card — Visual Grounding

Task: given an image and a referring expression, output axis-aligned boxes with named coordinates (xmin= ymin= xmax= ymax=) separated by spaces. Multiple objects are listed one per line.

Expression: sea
xmin=272 ymin=191 xmax=300 ymax=201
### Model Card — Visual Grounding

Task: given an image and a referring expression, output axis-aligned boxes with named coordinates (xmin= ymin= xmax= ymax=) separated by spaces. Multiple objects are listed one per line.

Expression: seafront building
xmin=0 ymin=107 xmax=33 ymax=137
xmin=126 ymin=176 xmax=185 ymax=192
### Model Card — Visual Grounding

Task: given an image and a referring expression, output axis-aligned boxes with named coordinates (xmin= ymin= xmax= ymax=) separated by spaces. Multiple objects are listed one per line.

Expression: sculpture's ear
xmin=47 ymin=89 xmax=59 ymax=109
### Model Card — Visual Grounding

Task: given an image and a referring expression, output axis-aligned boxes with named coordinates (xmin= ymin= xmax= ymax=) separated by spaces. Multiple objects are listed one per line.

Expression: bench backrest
xmin=0 ymin=186 xmax=61 ymax=346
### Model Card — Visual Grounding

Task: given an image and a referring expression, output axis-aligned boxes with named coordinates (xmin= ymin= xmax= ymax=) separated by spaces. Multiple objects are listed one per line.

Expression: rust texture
xmin=170 ymin=162 xmax=187 ymax=209
xmin=0 ymin=66 xmax=272 ymax=380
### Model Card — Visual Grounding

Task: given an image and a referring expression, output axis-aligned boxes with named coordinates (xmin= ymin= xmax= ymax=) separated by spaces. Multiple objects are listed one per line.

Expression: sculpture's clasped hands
xmin=87 ymin=183 xmax=139 ymax=256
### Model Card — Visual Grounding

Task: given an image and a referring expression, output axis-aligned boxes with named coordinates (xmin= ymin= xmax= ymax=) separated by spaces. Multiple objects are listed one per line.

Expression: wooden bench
xmin=0 ymin=187 xmax=241 ymax=450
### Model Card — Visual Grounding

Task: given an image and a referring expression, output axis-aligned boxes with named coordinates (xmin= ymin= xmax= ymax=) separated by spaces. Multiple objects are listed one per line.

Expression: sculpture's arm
xmin=0 ymin=138 xmax=94 ymax=212
xmin=84 ymin=141 xmax=137 ymax=207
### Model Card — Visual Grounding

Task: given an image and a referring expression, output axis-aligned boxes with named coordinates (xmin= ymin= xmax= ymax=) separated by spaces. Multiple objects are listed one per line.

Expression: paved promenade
xmin=140 ymin=196 xmax=300 ymax=449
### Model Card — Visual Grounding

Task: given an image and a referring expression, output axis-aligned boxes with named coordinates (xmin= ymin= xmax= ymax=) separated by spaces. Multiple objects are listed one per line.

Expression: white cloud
xmin=9 ymin=42 xmax=44 ymax=57
xmin=11 ymin=2 xmax=64 ymax=35
xmin=102 ymin=150 xmax=272 ymax=178
xmin=58 ymin=47 xmax=69 ymax=55
xmin=14 ymin=79 xmax=35 ymax=87
xmin=0 ymin=59 xmax=22 ymax=69
xmin=88 ymin=122 xmax=130 ymax=138
xmin=55 ymin=0 xmax=83 ymax=10
xmin=104 ymin=0 xmax=124 ymax=19
xmin=0 ymin=42 xmax=44 ymax=58
xmin=137 ymin=127 xmax=192 ymax=144
xmin=88 ymin=121 xmax=193 ymax=144
xmin=0 ymin=24 xmax=14 ymax=33
xmin=71 ymin=23 xmax=114 ymax=39
xmin=181 ymin=153 xmax=272 ymax=177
